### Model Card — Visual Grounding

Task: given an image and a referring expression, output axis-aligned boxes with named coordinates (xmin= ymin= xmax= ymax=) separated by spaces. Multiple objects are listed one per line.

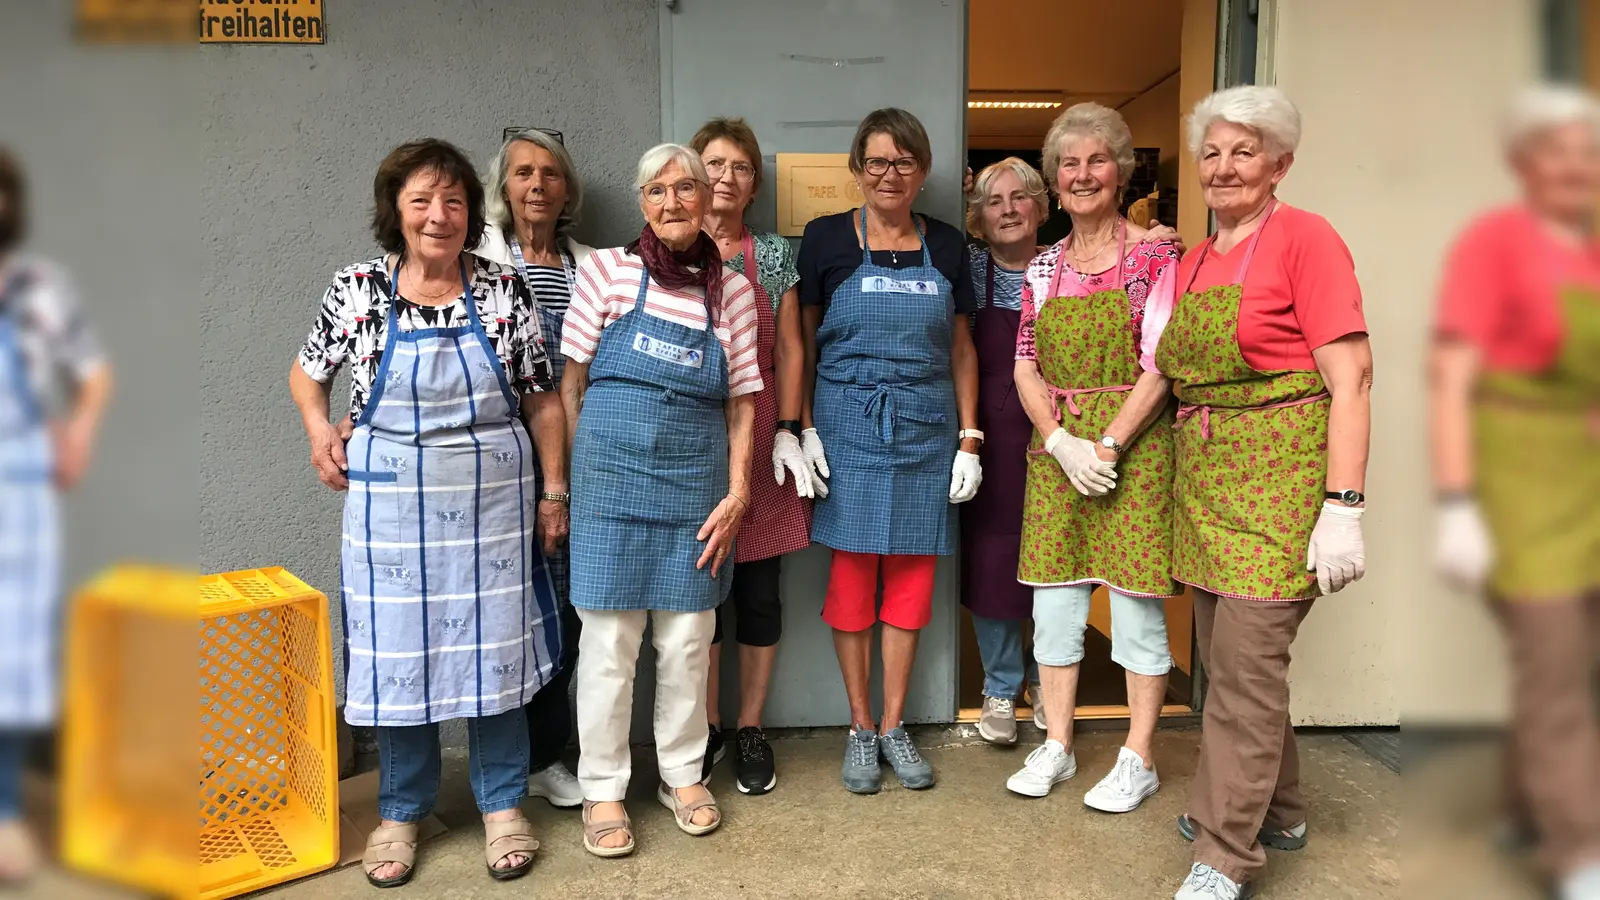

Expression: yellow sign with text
xmin=199 ymin=0 xmax=325 ymax=44
xmin=775 ymin=153 xmax=863 ymax=237
xmin=76 ymin=0 xmax=191 ymax=43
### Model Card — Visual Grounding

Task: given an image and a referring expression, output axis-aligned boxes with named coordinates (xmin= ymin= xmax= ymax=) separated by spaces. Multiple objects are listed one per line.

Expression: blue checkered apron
xmin=568 ymin=268 xmax=732 ymax=612
xmin=0 ymin=270 xmax=58 ymax=728
xmin=811 ymin=209 xmax=958 ymax=556
xmin=340 ymin=256 xmax=562 ymax=727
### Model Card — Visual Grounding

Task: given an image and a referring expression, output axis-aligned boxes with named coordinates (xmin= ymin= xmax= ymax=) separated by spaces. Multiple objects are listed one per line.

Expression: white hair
xmin=1186 ymin=85 xmax=1303 ymax=160
xmin=635 ymin=143 xmax=709 ymax=188
xmin=1502 ymin=83 xmax=1600 ymax=154
xmin=485 ymin=129 xmax=584 ymax=238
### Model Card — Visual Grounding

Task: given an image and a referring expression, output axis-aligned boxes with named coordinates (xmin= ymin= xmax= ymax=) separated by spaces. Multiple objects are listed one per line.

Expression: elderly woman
xmin=799 ymin=108 xmax=980 ymax=793
xmin=290 ymin=139 xmax=566 ymax=887
xmin=1158 ymin=86 xmax=1373 ymax=900
xmin=0 ymin=147 xmax=111 ymax=884
xmin=475 ymin=128 xmax=595 ymax=810
xmin=1003 ymin=104 xmax=1182 ymax=815
xmin=562 ymin=143 xmax=760 ymax=855
xmin=689 ymin=117 xmax=813 ymax=795
xmin=1431 ymin=84 xmax=1600 ymax=900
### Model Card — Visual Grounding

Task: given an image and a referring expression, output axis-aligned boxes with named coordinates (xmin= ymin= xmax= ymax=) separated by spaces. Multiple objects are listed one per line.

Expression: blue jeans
xmin=377 ymin=707 xmax=529 ymax=823
xmin=972 ymin=613 xmax=1039 ymax=700
xmin=0 ymin=732 xmax=23 ymax=818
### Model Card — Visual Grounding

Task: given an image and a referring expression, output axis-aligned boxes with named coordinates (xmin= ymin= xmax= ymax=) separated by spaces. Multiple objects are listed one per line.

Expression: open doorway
xmin=957 ymin=0 xmax=1219 ymax=722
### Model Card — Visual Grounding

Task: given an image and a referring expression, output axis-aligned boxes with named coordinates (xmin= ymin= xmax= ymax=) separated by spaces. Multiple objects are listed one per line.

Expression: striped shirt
xmin=523 ymin=260 xmax=572 ymax=320
xmin=563 ymin=247 xmax=764 ymax=397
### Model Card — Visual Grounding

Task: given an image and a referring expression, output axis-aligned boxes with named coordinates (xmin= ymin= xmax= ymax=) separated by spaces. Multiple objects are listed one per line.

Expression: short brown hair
xmin=0 ymin=147 xmax=25 ymax=255
xmin=371 ymin=139 xmax=485 ymax=254
xmin=848 ymin=108 xmax=932 ymax=175
xmin=689 ymin=117 xmax=765 ymax=198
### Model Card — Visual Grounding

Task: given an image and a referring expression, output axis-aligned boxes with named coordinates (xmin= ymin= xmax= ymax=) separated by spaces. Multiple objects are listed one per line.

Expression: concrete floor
xmin=21 ymin=725 xmax=1408 ymax=899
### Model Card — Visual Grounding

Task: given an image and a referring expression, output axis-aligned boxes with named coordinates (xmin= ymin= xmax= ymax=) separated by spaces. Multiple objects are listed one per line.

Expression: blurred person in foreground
xmin=0 ymin=146 xmax=112 ymax=882
xmin=1161 ymin=86 xmax=1372 ymax=900
xmin=1431 ymin=83 xmax=1600 ymax=900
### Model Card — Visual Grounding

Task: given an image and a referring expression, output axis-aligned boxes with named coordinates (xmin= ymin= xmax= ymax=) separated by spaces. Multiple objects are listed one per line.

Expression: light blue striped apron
xmin=568 ymin=267 xmax=733 ymax=612
xmin=0 ymin=269 xmax=57 ymax=728
xmin=506 ymin=236 xmax=575 ymax=382
xmin=340 ymin=255 xmax=562 ymax=727
xmin=811 ymin=209 xmax=958 ymax=556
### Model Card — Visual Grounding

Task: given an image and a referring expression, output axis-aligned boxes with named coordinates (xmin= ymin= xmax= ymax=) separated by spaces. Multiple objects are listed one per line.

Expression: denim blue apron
xmin=0 ymin=269 xmax=58 ymax=728
xmin=812 ymin=208 xmax=958 ymax=556
xmin=568 ymin=267 xmax=733 ymax=612
xmin=340 ymin=255 xmax=562 ymax=727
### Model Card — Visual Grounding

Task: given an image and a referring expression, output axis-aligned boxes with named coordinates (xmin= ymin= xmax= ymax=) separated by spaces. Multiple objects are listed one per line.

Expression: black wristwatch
xmin=776 ymin=419 xmax=802 ymax=437
xmin=1324 ymin=489 xmax=1364 ymax=505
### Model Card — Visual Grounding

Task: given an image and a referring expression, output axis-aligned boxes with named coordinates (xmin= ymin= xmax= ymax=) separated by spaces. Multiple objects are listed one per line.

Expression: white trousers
xmin=574 ymin=607 xmax=716 ymax=801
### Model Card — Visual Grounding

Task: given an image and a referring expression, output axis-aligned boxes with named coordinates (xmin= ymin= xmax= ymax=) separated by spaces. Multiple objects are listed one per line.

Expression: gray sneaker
xmin=1173 ymin=863 xmax=1252 ymax=899
xmin=1028 ymin=683 xmax=1047 ymax=730
xmin=879 ymin=726 xmax=936 ymax=789
xmin=841 ymin=727 xmax=882 ymax=794
xmin=977 ymin=696 xmax=1018 ymax=745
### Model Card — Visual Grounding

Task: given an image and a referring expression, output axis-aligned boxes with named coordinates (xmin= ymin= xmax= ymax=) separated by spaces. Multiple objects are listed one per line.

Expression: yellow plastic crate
xmin=194 ymin=568 xmax=338 ymax=899
xmin=64 ymin=566 xmax=339 ymax=900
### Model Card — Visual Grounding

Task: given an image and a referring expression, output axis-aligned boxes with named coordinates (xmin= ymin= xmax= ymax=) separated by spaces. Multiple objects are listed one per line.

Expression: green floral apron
xmin=1474 ymin=282 xmax=1600 ymax=599
xmin=1154 ymin=202 xmax=1332 ymax=601
xmin=1017 ymin=226 xmax=1178 ymax=597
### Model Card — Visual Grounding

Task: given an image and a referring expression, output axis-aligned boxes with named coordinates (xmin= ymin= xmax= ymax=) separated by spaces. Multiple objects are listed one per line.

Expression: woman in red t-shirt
xmin=1156 ymin=86 xmax=1374 ymax=900
xmin=1430 ymin=84 xmax=1600 ymax=897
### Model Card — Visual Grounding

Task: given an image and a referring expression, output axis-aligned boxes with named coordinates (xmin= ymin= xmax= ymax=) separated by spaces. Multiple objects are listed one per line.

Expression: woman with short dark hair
xmin=289 ymin=138 xmax=566 ymax=887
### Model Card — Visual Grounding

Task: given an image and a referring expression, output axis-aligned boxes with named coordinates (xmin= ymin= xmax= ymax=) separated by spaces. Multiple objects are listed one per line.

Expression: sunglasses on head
xmin=503 ymin=127 xmax=564 ymax=145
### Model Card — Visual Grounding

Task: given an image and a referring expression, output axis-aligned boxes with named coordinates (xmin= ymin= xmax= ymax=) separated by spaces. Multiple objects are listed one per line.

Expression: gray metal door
xmin=658 ymin=0 xmax=969 ymax=728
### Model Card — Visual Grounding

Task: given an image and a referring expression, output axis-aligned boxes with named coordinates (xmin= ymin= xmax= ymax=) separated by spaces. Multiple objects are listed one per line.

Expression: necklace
xmin=400 ymin=266 xmax=459 ymax=303
xmin=1069 ymin=222 xmax=1116 ymax=266
xmin=867 ymin=210 xmax=912 ymax=265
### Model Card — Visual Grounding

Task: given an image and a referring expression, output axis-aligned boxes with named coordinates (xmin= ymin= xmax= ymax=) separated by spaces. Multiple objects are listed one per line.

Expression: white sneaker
xmin=1005 ymin=739 xmax=1076 ymax=797
xmin=1562 ymin=863 xmax=1600 ymax=900
xmin=1083 ymin=746 xmax=1160 ymax=813
xmin=1174 ymin=863 xmax=1252 ymax=899
xmin=527 ymin=761 xmax=583 ymax=808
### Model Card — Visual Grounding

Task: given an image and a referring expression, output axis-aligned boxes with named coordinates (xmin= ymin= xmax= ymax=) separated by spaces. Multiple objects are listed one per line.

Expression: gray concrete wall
xmin=199 ymin=0 xmax=662 ymax=703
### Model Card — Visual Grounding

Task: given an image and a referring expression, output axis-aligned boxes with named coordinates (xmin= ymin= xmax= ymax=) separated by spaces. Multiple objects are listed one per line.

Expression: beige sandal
xmin=582 ymin=800 xmax=635 ymax=858
xmin=483 ymin=815 xmax=538 ymax=881
xmin=362 ymin=822 xmax=419 ymax=889
xmin=0 ymin=820 xmax=38 ymax=886
xmin=657 ymin=783 xmax=721 ymax=836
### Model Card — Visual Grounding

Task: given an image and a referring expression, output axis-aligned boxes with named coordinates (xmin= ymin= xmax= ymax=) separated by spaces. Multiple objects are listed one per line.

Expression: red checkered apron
xmin=733 ymin=231 xmax=812 ymax=563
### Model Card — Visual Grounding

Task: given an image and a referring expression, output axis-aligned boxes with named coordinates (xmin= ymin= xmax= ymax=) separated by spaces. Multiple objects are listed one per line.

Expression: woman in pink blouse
xmin=1005 ymin=103 xmax=1181 ymax=813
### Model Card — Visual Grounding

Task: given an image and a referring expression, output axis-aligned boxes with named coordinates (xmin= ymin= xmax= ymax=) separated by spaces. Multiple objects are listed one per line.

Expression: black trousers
xmin=525 ymin=599 xmax=580 ymax=773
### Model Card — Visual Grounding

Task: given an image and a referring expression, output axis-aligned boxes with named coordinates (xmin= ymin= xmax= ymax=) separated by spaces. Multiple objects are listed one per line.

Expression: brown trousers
xmin=1498 ymin=594 xmax=1600 ymax=877
xmin=1187 ymin=591 xmax=1314 ymax=885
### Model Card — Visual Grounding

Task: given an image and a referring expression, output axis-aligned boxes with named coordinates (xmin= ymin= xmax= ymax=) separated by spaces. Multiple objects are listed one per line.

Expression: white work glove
xmin=772 ymin=430 xmax=814 ymax=499
xmin=1433 ymin=498 xmax=1494 ymax=591
xmin=1045 ymin=428 xmax=1117 ymax=496
xmin=1305 ymin=502 xmax=1366 ymax=595
xmin=949 ymin=450 xmax=983 ymax=503
xmin=801 ymin=427 xmax=830 ymax=498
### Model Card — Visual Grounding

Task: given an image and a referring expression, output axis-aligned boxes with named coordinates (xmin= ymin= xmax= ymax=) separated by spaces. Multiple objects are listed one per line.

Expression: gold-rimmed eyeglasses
xmin=641 ymin=179 xmax=704 ymax=205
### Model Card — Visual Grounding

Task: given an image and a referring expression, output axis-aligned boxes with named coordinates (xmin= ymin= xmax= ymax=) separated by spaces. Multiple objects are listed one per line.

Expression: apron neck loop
xmin=1180 ymin=197 xmax=1279 ymax=296
xmin=985 ymin=252 xmax=994 ymax=308
xmin=1048 ymin=218 xmax=1126 ymax=298
xmin=386 ymin=253 xmax=476 ymax=328
xmin=509 ymin=233 xmax=576 ymax=302
xmin=857 ymin=206 xmax=930 ymax=268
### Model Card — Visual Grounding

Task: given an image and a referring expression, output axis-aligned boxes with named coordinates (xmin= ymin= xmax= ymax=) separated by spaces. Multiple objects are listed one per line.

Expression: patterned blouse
xmin=297 ymin=255 xmax=556 ymax=422
xmin=724 ymin=231 xmax=799 ymax=310
xmin=1016 ymin=239 xmax=1181 ymax=372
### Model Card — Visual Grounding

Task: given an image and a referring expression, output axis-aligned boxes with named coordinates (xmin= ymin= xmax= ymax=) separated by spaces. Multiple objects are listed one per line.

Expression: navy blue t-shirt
xmin=797 ymin=210 xmax=977 ymax=314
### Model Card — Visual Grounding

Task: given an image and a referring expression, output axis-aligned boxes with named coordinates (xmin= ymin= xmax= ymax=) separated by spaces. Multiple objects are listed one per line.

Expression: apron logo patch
xmin=633 ymin=332 xmax=704 ymax=368
xmin=862 ymin=275 xmax=938 ymax=295
xmin=490 ymin=451 xmax=517 ymax=466
xmin=489 ymin=558 xmax=515 ymax=572
xmin=434 ymin=509 xmax=467 ymax=525
xmin=380 ymin=455 xmax=408 ymax=472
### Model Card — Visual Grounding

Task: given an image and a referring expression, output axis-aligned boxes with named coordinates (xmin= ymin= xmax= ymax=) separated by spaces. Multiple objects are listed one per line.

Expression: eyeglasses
xmin=704 ymin=159 xmax=756 ymax=182
xmin=502 ymin=127 xmax=564 ymax=145
xmin=863 ymin=156 xmax=921 ymax=177
xmin=641 ymin=179 xmax=704 ymax=205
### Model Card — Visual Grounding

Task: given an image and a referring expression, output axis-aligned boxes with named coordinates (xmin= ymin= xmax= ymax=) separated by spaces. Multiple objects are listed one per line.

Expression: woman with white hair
xmin=475 ymin=127 xmax=594 ymax=811
xmin=1002 ymin=105 xmax=1182 ymax=811
xmin=562 ymin=143 xmax=761 ymax=856
xmin=1431 ymin=83 xmax=1600 ymax=900
xmin=1160 ymin=85 xmax=1373 ymax=900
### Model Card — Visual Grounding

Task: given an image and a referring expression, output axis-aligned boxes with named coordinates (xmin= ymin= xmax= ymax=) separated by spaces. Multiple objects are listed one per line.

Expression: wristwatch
xmin=1099 ymin=434 xmax=1125 ymax=455
xmin=1325 ymin=489 xmax=1365 ymax=505
xmin=776 ymin=419 xmax=802 ymax=437
xmin=959 ymin=429 xmax=985 ymax=443
xmin=540 ymin=491 xmax=571 ymax=505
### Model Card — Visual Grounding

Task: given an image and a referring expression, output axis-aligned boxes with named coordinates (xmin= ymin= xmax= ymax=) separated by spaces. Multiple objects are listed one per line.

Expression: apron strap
xmin=741 ymin=229 xmax=759 ymax=288
xmin=1049 ymin=218 xmax=1128 ymax=298
xmin=857 ymin=207 xmax=932 ymax=268
xmin=510 ymin=235 xmax=578 ymax=308
xmin=1179 ymin=198 xmax=1280 ymax=297
xmin=985 ymin=253 xmax=994 ymax=308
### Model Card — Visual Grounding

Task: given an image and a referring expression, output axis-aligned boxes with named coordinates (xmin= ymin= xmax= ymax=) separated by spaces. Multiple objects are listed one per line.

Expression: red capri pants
xmin=822 ymin=550 xmax=937 ymax=632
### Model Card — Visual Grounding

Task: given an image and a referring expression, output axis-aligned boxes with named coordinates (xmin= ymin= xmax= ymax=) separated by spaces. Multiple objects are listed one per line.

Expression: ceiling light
xmin=966 ymin=100 xmax=1061 ymax=110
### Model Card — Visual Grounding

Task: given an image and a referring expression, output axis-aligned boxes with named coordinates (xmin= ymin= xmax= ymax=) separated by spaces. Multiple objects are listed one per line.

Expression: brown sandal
xmin=581 ymin=800 xmax=635 ymax=858
xmin=657 ymin=783 xmax=721 ymax=836
xmin=362 ymin=822 xmax=419 ymax=888
xmin=483 ymin=815 xmax=538 ymax=881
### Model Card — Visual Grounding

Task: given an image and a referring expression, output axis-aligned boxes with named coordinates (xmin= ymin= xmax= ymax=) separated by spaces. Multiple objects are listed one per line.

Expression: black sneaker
xmin=701 ymin=723 xmax=726 ymax=785
xmin=733 ymin=726 xmax=777 ymax=795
